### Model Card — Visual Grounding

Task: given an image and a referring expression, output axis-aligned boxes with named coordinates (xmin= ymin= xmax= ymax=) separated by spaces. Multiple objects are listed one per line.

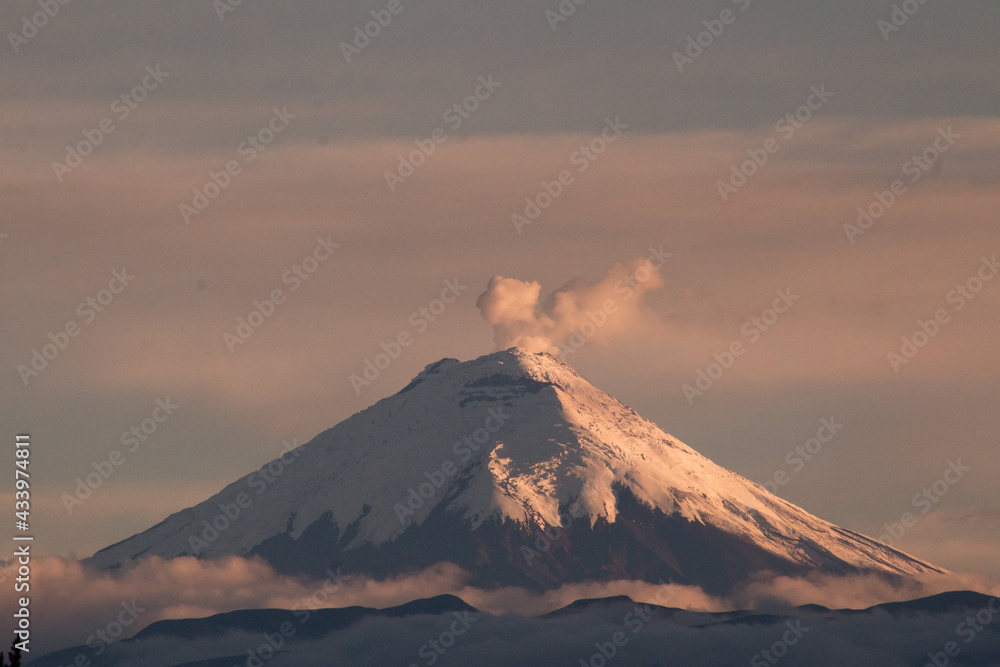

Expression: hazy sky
xmin=2 ymin=0 xmax=999 ymax=582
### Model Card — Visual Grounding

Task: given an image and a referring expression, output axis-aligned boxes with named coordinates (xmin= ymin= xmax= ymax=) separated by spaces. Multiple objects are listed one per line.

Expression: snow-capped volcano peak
xmin=87 ymin=348 xmax=942 ymax=593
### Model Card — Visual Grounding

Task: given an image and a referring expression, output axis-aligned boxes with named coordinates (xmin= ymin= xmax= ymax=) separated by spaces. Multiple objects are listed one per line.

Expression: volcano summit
xmin=87 ymin=348 xmax=942 ymax=595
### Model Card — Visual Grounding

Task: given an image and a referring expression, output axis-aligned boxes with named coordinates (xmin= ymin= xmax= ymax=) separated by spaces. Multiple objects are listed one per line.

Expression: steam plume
xmin=476 ymin=254 xmax=667 ymax=355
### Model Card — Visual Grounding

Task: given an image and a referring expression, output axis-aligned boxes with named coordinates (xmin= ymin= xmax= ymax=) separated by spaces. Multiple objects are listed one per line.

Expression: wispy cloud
xmin=7 ymin=554 xmax=998 ymax=655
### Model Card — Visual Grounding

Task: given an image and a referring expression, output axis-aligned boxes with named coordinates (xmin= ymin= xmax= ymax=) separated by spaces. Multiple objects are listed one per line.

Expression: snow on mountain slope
xmin=87 ymin=348 xmax=942 ymax=586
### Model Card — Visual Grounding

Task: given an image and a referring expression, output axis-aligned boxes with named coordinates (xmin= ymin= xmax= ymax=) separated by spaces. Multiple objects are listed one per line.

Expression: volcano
xmin=87 ymin=348 xmax=942 ymax=595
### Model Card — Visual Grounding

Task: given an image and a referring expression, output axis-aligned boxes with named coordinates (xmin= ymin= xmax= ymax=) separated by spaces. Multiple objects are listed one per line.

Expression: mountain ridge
xmin=30 ymin=591 xmax=1000 ymax=667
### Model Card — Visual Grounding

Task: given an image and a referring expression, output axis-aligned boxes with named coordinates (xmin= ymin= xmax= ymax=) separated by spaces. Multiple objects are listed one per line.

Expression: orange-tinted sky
xmin=1 ymin=0 xmax=998 ymax=582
